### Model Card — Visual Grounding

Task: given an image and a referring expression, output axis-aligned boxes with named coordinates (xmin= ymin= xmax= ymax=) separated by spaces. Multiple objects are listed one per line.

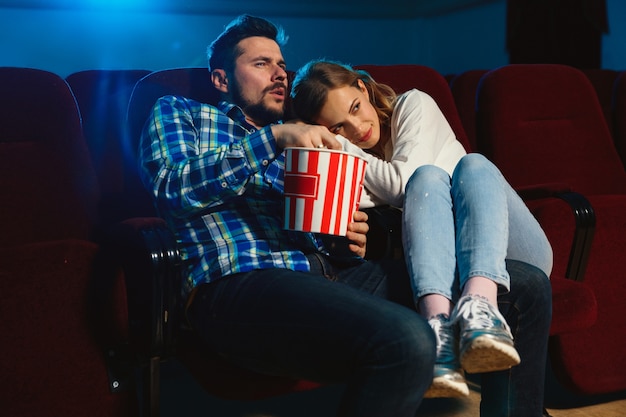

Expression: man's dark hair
xmin=207 ymin=15 xmax=287 ymax=73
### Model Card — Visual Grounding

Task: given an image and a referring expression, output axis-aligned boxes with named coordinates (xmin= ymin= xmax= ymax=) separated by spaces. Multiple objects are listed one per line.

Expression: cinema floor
xmin=159 ymin=358 xmax=626 ymax=417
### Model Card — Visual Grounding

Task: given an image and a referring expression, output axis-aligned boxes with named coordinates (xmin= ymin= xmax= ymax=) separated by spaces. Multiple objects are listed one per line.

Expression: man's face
xmin=227 ymin=36 xmax=288 ymax=128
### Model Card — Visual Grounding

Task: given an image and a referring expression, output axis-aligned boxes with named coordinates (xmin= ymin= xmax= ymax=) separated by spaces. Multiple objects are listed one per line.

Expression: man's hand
xmin=346 ymin=210 xmax=368 ymax=258
xmin=271 ymin=123 xmax=342 ymax=150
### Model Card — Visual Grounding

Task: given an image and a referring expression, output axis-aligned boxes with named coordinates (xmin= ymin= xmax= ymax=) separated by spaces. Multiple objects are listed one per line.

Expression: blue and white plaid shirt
xmin=139 ymin=95 xmax=325 ymax=299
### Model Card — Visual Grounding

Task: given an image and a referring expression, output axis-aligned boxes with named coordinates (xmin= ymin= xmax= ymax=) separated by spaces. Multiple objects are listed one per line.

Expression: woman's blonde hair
xmin=290 ymin=61 xmax=397 ymax=135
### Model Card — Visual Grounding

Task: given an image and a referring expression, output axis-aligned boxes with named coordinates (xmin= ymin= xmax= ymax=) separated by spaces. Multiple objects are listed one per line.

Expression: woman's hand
xmin=346 ymin=210 xmax=369 ymax=258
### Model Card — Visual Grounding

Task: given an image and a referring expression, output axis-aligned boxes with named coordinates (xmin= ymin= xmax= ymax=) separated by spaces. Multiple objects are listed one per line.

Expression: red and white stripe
xmin=284 ymin=147 xmax=367 ymax=236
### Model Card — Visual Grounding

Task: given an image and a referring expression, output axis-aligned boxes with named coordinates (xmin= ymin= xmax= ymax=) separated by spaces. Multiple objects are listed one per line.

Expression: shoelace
xmin=429 ymin=315 xmax=456 ymax=358
xmin=452 ymin=296 xmax=512 ymax=335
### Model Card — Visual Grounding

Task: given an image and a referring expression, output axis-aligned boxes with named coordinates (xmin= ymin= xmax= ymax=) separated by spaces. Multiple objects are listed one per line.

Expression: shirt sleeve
xmin=139 ymin=95 xmax=279 ymax=218
xmin=337 ymin=89 xmax=466 ymax=208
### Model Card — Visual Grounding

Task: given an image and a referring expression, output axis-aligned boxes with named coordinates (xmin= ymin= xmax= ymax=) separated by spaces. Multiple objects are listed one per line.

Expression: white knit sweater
xmin=337 ymin=89 xmax=467 ymax=209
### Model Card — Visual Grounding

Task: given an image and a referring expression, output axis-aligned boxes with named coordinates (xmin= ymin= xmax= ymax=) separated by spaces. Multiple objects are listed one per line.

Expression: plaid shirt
xmin=139 ymin=95 xmax=324 ymax=299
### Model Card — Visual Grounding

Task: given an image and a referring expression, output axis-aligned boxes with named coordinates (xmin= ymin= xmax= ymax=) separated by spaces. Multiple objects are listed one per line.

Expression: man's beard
xmin=231 ymin=83 xmax=285 ymax=126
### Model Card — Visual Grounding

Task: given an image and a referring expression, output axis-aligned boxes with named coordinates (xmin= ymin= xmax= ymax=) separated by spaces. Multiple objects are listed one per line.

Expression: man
xmin=139 ymin=14 xmax=552 ymax=417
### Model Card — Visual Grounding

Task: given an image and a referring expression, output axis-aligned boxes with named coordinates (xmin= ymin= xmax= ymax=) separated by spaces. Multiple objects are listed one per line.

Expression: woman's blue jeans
xmin=187 ymin=253 xmax=552 ymax=416
xmin=402 ymin=153 xmax=553 ymax=303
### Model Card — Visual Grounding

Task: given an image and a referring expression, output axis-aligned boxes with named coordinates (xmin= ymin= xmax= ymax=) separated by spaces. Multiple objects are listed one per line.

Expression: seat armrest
xmin=363 ymin=190 xmax=596 ymax=282
xmin=553 ymin=192 xmax=596 ymax=281
xmin=523 ymin=189 xmax=595 ymax=282
xmin=104 ymin=217 xmax=182 ymax=361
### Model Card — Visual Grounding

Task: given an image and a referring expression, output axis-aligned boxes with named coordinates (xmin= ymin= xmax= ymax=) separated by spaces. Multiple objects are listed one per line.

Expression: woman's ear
xmin=357 ymin=79 xmax=369 ymax=99
xmin=211 ymin=69 xmax=229 ymax=93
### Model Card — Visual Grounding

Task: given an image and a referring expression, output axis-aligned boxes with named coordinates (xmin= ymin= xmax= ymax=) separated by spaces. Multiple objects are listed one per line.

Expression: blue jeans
xmin=187 ymin=255 xmax=551 ymax=416
xmin=402 ymin=153 xmax=553 ymax=303
xmin=187 ymin=256 xmax=435 ymax=417
xmin=481 ymin=259 xmax=552 ymax=417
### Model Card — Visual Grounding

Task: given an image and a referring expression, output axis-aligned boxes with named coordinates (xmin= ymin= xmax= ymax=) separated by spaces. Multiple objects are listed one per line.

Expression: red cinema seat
xmin=476 ymin=64 xmax=626 ymax=395
xmin=0 ymin=67 xmax=137 ymax=416
xmin=613 ymin=71 xmax=626 ymax=168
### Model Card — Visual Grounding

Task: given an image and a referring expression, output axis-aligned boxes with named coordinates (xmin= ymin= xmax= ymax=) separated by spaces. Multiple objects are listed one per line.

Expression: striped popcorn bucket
xmin=283 ymin=147 xmax=367 ymax=236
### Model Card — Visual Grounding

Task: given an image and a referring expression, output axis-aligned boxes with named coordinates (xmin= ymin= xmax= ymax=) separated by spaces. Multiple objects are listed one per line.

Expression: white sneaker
xmin=452 ymin=295 xmax=521 ymax=374
xmin=424 ymin=314 xmax=469 ymax=398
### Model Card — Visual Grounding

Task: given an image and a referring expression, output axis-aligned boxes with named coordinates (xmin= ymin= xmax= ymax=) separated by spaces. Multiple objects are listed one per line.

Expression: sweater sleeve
xmin=338 ymin=89 xmax=466 ymax=208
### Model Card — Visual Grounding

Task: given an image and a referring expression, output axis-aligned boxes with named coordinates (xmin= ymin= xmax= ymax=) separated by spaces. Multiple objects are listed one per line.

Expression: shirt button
xmin=262 ymin=160 xmax=269 ymax=166
xmin=221 ymin=182 xmax=228 ymax=188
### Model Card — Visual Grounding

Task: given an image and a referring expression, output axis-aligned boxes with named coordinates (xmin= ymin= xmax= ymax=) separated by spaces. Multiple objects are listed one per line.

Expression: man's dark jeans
xmin=479 ymin=260 xmax=552 ymax=417
xmin=188 ymin=256 xmax=551 ymax=417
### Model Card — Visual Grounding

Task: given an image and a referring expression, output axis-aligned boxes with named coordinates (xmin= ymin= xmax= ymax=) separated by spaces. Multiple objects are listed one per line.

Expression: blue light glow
xmin=82 ymin=0 xmax=153 ymax=11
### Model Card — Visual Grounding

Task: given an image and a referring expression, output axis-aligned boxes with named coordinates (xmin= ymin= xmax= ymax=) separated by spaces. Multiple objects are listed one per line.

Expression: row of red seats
xmin=449 ymin=65 xmax=626 ymax=398
xmin=65 ymin=66 xmax=626 ymax=236
xmin=2 ymin=64 xmax=625 ymax=417
xmin=0 ymin=68 xmax=140 ymax=416
xmin=77 ymin=64 xmax=626 ymax=404
xmin=356 ymin=63 xmax=626 ymax=399
xmin=448 ymin=67 xmax=626 ymax=167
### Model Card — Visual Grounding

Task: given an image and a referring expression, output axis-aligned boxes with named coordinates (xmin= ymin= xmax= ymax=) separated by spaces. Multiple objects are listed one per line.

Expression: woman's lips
xmin=360 ymin=127 xmax=372 ymax=143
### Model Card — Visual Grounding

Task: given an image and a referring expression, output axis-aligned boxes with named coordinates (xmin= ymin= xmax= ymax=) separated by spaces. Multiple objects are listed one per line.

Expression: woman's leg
xmin=402 ymin=165 xmax=468 ymax=398
xmin=450 ymin=153 xmax=551 ymax=374
xmin=451 ymin=154 xmax=510 ymax=292
xmin=503 ymin=178 xmax=553 ymax=278
xmin=452 ymin=153 xmax=553 ymax=291
xmin=403 ymin=164 xmax=459 ymax=306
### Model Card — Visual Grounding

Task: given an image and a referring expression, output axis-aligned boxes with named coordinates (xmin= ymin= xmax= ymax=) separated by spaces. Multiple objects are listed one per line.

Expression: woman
xmin=290 ymin=61 xmax=553 ymax=398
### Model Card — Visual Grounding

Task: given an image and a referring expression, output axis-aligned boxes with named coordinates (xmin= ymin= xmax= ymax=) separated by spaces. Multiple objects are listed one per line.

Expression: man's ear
xmin=211 ymin=69 xmax=229 ymax=93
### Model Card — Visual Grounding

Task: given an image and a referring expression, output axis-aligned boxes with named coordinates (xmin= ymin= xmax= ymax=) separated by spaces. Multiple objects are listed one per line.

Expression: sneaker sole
xmin=460 ymin=336 xmax=521 ymax=374
xmin=424 ymin=376 xmax=470 ymax=398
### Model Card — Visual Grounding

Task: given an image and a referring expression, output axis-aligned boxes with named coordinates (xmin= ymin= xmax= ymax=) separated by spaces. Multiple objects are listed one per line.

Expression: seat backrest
xmin=613 ymin=71 xmax=626 ymax=168
xmin=66 ymin=70 xmax=151 ymax=197
xmin=127 ymin=68 xmax=218 ymax=156
xmin=126 ymin=68 xmax=301 ymax=218
xmin=449 ymin=69 xmax=489 ymax=152
xmin=0 ymin=67 xmax=99 ymax=246
xmin=125 ymin=68 xmax=217 ymax=218
xmin=476 ymin=64 xmax=626 ymax=196
xmin=354 ymin=64 xmax=471 ymax=152
xmin=581 ymin=68 xmax=619 ymax=136
xmin=66 ymin=69 xmax=152 ymax=225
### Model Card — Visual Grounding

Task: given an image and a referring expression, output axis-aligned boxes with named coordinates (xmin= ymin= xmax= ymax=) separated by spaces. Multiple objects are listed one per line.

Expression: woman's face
xmin=314 ymin=80 xmax=381 ymax=150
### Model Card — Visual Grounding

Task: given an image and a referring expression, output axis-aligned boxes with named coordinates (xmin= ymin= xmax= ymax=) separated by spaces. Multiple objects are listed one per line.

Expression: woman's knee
xmin=452 ymin=153 xmax=499 ymax=180
xmin=405 ymin=164 xmax=450 ymax=196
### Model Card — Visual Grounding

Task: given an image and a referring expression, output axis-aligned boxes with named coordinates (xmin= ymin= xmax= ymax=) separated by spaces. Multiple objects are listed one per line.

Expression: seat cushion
xmin=0 ymin=239 xmax=136 ymax=416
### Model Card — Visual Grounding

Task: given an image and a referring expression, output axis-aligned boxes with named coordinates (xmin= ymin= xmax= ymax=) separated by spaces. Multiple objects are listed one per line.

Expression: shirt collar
xmin=218 ymin=100 xmax=283 ymax=132
xmin=218 ymin=101 xmax=249 ymax=125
